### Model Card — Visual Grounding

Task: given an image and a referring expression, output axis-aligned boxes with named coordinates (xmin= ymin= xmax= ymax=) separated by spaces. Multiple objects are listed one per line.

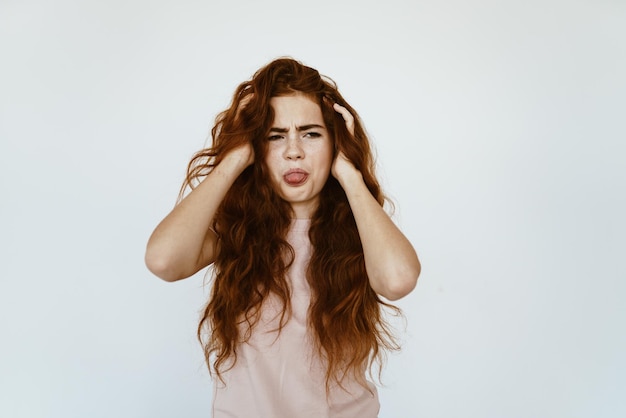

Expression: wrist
xmin=336 ymin=168 xmax=364 ymax=190
xmin=216 ymin=153 xmax=250 ymax=179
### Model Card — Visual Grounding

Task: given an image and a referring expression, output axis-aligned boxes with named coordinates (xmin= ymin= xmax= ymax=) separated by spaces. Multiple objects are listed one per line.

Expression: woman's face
xmin=265 ymin=94 xmax=333 ymax=219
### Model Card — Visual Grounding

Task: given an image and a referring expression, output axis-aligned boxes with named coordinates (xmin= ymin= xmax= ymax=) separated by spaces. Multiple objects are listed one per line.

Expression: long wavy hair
xmin=182 ymin=58 xmax=400 ymax=391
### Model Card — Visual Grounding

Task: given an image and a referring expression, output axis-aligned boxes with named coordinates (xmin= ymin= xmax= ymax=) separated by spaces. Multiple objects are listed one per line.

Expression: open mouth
xmin=284 ymin=169 xmax=309 ymax=186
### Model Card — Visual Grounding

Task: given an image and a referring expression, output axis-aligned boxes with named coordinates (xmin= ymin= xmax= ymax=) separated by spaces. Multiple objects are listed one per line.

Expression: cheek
xmin=264 ymin=150 xmax=281 ymax=176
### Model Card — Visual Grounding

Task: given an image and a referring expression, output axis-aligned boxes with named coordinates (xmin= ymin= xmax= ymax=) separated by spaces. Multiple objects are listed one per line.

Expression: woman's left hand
xmin=331 ymin=103 xmax=361 ymax=183
xmin=333 ymin=102 xmax=355 ymax=135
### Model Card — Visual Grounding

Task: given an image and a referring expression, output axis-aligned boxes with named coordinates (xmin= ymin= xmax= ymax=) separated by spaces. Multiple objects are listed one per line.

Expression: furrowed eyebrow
xmin=269 ymin=124 xmax=325 ymax=133
xmin=268 ymin=127 xmax=288 ymax=133
xmin=297 ymin=124 xmax=325 ymax=131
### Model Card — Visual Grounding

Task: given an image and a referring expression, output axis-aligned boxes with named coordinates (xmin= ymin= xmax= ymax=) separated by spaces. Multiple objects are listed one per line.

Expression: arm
xmin=145 ymin=144 xmax=253 ymax=282
xmin=332 ymin=104 xmax=420 ymax=301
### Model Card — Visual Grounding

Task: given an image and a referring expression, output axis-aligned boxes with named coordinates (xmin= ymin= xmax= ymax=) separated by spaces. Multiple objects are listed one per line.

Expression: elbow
xmin=379 ymin=260 xmax=421 ymax=301
xmin=382 ymin=276 xmax=418 ymax=301
xmin=145 ymin=248 xmax=185 ymax=282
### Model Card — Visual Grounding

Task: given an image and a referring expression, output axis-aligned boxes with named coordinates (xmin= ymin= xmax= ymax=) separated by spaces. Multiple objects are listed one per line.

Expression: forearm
xmin=145 ymin=156 xmax=248 ymax=281
xmin=338 ymin=172 xmax=420 ymax=300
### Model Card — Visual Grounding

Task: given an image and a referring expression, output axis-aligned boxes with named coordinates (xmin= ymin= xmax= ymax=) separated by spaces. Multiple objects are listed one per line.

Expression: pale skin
xmin=145 ymin=95 xmax=420 ymax=300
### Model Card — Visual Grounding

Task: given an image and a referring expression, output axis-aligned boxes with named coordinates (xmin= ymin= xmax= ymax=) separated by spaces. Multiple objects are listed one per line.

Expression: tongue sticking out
xmin=284 ymin=172 xmax=307 ymax=185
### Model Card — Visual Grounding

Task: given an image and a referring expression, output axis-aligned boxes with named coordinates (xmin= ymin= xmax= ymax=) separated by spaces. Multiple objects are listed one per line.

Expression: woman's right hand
xmin=226 ymin=91 xmax=255 ymax=169
xmin=223 ymin=141 xmax=254 ymax=171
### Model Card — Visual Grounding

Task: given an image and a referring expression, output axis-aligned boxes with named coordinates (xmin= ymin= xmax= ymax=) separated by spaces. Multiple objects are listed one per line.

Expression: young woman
xmin=145 ymin=58 xmax=420 ymax=417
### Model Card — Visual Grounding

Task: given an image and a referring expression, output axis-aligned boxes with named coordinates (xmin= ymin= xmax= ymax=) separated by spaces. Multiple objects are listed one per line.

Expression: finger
xmin=333 ymin=103 xmax=355 ymax=135
xmin=235 ymin=92 xmax=254 ymax=120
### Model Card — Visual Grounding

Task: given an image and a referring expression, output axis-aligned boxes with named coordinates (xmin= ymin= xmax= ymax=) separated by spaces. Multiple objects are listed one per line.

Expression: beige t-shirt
xmin=212 ymin=219 xmax=379 ymax=418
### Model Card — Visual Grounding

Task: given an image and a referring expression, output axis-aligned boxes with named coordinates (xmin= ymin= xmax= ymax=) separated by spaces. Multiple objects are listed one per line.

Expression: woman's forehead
xmin=269 ymin=95 xmax=325 ymax=127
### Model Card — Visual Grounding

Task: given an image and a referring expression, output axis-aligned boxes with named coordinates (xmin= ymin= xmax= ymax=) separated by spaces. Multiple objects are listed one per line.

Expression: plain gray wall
xmin=1 ymin=0 xmax=625 ymax=417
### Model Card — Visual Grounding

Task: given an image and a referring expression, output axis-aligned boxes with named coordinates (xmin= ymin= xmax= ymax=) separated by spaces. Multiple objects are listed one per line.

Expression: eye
xmin=268 ymin=134 xmax=284 ymax=141
xmin=304 ymin=132 xmax=322 ymax=139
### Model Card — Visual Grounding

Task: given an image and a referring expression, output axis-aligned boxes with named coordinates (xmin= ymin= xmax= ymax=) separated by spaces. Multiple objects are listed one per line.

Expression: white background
xmin=1 ymin=0 xmax=625 ymax=417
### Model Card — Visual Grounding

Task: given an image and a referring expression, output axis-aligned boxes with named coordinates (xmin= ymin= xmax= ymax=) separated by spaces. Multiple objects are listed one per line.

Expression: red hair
xmin=183 ymin=58 xmax=400 ymax=391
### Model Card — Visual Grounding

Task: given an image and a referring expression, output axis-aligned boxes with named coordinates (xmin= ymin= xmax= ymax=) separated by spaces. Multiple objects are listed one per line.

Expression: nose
xmin=283 ymin=136 xmax=304 ymax=160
